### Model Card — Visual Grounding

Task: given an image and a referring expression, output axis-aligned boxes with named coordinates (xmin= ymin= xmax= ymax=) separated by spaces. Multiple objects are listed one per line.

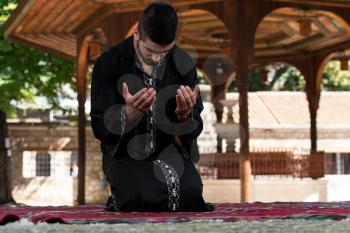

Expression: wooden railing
xmin=196 ymin=151 xmax=325 ymax=179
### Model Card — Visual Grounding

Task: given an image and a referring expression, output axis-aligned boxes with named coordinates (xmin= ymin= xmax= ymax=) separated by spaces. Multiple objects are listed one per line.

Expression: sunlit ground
xmin=1 ymin=219 xmax=350 ymax=233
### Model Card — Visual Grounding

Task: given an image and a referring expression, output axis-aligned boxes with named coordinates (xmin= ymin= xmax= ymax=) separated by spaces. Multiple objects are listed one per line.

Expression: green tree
xmin=322 ymin=61 xmax=350 ymax=91
xmin=0 ymin=0 xmax=76 ymax=116
xmin=227 ymin=64 xmax=305 ymax=92
xmin=227 ymin=61 xmax=350 ymax=92
xmin=270 ymin=64 xmax=305 ymax=91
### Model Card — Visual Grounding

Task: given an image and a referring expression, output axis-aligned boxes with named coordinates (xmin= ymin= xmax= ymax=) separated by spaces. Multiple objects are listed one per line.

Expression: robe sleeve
xmin=90 ymin=52 xmax=126 ymax=157
xmin=176 ymin=67 xmax=204 ymax=162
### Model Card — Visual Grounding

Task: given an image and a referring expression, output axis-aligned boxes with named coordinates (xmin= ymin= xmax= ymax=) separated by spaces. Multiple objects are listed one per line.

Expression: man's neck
xmin=133 ymin=38 xmax=153 ymax=76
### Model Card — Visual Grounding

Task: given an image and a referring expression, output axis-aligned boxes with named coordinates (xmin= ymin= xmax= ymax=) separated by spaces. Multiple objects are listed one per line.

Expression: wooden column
xmin=289 ymin=55 xmax=326 ymax=153
xmin=230 ymin=0 xmax=256 ymax=203
xmin=211 ymin=83 xmax=227 ymax=122
xmin=301 ymin=57 xmax=320 ymax=153
xmin=309 ymin=98 xmax=319 ymax=153
xmin=237 ymin=66 xmax=251 ymax=202
xmin=76 ymin=35 xmax=92 ymax=205
xmin=196 ymin=0 xmax=269 ymax=203
xmin=0 ymin=110 xmax=13 ymax=203
xmin=202 ymin=55 xmax=235 ymax=153
xmin=212 ymin=83 xmax=227 ymax=153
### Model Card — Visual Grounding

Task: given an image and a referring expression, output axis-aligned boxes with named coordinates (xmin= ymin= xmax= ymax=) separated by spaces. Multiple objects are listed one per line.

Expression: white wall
xmin=12 ymin=177 xmax=74 ymax=206
xmin=202 ymin=176 xmax=350 ymax=203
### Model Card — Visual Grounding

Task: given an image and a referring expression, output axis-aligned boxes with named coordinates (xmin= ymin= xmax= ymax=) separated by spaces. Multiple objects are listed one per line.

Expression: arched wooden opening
xmin=254 ymin=7 xmax=350 ymax=153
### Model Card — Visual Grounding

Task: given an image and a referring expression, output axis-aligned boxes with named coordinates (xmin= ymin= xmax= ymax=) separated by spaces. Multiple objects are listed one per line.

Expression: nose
xmin=151 ymin=53 xmax=162 ymax=63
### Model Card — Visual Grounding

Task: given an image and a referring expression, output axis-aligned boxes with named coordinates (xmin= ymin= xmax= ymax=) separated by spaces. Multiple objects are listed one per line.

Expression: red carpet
xmin=1 ymin=202 xmax=350 ymax=225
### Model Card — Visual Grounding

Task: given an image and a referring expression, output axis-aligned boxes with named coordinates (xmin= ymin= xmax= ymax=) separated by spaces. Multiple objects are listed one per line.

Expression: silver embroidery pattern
xmin=134 ymin=59 xmax=163 ymax=155
xmin=111 ymin=191 xmax=119 ymax=211
xmin=112 ymin=105 xmax=126 ymax=157
xmin=153 ymin=159 xmax=180 ymax=211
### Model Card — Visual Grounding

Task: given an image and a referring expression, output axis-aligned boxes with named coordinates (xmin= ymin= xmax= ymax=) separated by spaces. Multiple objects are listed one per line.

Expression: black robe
xmin=90 ymin=36 xmax=213 ymax=212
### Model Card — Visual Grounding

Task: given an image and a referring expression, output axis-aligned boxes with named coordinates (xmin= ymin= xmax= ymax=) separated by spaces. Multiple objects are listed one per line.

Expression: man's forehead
xmin=143 ymin=38 xmax=175 ymax=52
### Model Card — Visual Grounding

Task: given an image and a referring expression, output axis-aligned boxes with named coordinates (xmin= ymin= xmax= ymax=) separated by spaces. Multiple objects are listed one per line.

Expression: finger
xmin=139 ymin=91 xmax=156 ymax=110
xmin=133 ymin=90 xmax=150 ymax=107
xmin=193 ymin=84 xmax=200 ymax=98
xmin=122 ymin=82 xmax=130 ymax=99
xmin=131 ymin=87 xmax=147 ymax=102
xmin=136 ymin=88 xmax=155 ymax=105
xmin=175 ymin=94 xmax=183 ymax=112
xmin=177 ymin=88 xmax=188 ymax=110
xmin=180 ymin=86 xmax=193 ymax=107
xmin=184 ymin=86 xmax=196 ymax=107
xmin=151 ymin=96 xmax=157 ymax=105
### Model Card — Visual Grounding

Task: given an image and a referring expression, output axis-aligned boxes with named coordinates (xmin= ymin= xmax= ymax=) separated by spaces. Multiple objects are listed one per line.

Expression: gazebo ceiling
xmin=180 ymin=7 xmax=350 ymax=63
xmin=265 ymin=0 xmax=350 ymax=8
xmin=4 ymin=0 xmax=350 ymax=63
xmin=4 ymin=0 xmax=222 ymax=61
xmin=255 ymin=8 xmax=350 ymax=58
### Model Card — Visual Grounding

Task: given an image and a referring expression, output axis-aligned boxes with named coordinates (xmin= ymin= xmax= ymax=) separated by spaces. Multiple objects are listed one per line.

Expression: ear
xmin=134 ymin=24 xmax=139 ymax=40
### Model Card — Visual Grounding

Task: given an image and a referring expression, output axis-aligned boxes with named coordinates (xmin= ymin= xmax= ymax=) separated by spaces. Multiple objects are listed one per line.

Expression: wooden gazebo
xmin=4 ymin=0 xmax=350 ymax=204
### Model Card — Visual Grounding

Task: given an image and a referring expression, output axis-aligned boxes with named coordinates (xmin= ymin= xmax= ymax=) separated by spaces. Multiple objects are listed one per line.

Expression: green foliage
xmin=270 ymin=65 xmax=305 ymax=91
xmin=228 ymin=61 xmax=350 ymax=92
xmin=197 ymin=69 xmax=209 ymax=85
xmin=322 ymin=61 xmax=350 ymax=91
xmin=0 ymin=0 xmax=17 ymax=20
xmin=0 ymin=1 xmax=76 ymax=115
xmin=227 ymin=64 xmax=304 ymax=92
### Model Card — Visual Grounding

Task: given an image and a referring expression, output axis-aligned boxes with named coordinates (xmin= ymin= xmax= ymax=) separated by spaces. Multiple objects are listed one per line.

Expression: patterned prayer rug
xmin=1 ymin=202 xmax=350 ymax=225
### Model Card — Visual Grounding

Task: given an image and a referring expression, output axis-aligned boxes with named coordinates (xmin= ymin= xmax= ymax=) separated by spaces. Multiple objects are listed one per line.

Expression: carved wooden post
xmin=0 ymin=110 xmax=13 ymax=203
xmin=230 ymin=0 xmax=256 ymax=202
xmin=76 ymin=34 xmax=92 ymax=205
xmin=203 ymin=54 xmax=235 ymax=153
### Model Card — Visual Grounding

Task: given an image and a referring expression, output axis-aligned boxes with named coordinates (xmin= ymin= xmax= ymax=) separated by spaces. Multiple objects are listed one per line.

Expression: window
xmin=36 ymin=152 xmax=51 ymax=176
xmin=325 ymin=153 xmax=350 ymax=174
xmin=22 ymin=151 xmax=77 ymax=178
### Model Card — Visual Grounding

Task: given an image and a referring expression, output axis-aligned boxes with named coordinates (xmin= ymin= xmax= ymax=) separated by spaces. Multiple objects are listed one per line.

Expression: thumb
xmin=122 ymin=82 xmax=129 ymax=98
xmin=193 ymin=84 xmax=200 ymax=98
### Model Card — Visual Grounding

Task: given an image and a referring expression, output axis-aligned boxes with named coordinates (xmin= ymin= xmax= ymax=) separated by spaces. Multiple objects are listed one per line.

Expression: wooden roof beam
xmin=182 ymin=21 xmax=225 ymax=29
xmin=254 ymin=33 xmax=340 ymax=56
xmin=45 ymin=0 xmax=86 ymax=33
xmin=314 ymin=39 xmax=350 ymax=56
xmin=309 ymin=34 xmax=349 ymax=51
xmin=56 ymin=2 xmax=95 ymax=33
xmin=92 ymin=0 xmax=130 ymax=3
xmin=264 ymin=32 xmax=290 ymax=46
xmin=263 ymin=0 xmax=350 ymax=8
xmin=279 ymin=22 xmax=299 ymax=36
xmin=313 ymin=18 xmax=332 ymax=36
xmin=267 ymin=13 xmax=317 ymax=21
xmin=255 ymin=52 xmax=310 ymax=63
xmin=34 ymin=0 xmax=70 ymax=33
xmin=180 ymin=15 xmax=219 ymax=24
xmin=73 ymin=0 xmax=221 ymax=36
xmin=3 ymin=0 xmax=36 ymax=38
xmin=179 ymin=37 xmax=222 ymax=47
xmin=65 ymin=3 xmax=102 ymax=33
xmin=182 ymin=44 xmax=221 ymax=52
xmin=285 ymin=33 xmax=325 ymax=51
xmin=38 ymin=35 xmax=76 ymax=50
xmin=93 ymin=0 xmax=220 ymax=5
xmin=11 ymin=0 xmax=44 ymax=34
xmin=255 ymin=45 xmax=288 ymax=53
xmin=23 ymin=34 xmax=76 ymax=54
xmin=8 ymin=35 xmax=75 ymax=61
xmin=24 ymin=0 xmax=59 ymax=33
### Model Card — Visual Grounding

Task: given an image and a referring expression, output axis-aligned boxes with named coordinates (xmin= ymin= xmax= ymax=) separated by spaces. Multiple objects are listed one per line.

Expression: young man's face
xmin=135 ymin=30 xmax=175 ymax=66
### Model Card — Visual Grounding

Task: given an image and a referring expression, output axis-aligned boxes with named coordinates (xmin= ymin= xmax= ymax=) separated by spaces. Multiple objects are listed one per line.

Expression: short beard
xmin=136 ymin=40 xmax=155 ymax=66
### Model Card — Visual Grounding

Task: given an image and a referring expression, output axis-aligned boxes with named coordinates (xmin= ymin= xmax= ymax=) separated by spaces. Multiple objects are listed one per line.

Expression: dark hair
xmin=138 ymin=2 xmax=178 ymax=45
